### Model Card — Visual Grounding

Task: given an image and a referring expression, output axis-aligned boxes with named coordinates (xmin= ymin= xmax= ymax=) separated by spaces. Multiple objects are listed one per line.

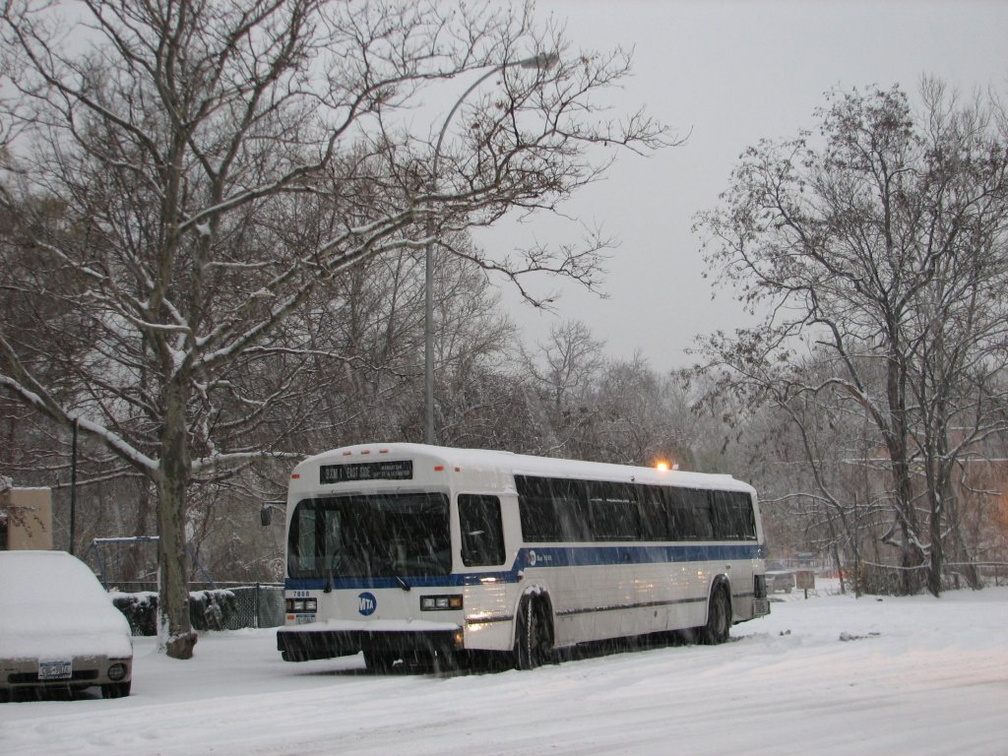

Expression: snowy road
xmin=2 ymin=584 xmax=1007 ymax=755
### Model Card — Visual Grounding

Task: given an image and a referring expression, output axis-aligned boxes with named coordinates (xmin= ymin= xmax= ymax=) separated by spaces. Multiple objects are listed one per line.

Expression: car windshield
xmin=287 ymin=492 xmax=451 ymax=579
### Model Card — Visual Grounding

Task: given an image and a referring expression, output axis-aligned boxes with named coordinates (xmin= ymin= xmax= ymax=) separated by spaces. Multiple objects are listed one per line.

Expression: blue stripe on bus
xmin=521 ymin=542 xmax=763 ymax=567
xmin=285 ymin=542 xmax=766 ymax=592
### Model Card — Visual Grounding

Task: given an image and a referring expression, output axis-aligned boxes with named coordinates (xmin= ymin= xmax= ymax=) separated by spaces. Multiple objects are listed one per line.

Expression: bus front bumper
xmin=276 ymin=625 xmax=463 ymax=662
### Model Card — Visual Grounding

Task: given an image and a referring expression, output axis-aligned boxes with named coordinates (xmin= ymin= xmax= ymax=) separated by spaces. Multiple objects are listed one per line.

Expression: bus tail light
xmin=420 ymin=594 xmax=463 ymax=611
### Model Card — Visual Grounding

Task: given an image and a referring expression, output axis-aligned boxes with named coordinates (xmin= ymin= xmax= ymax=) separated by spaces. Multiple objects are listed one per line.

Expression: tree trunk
xmin=157 ymin=378 xmax=197 ymax=660
xmin=889 ymin=448 xmax=926 ymax=595
xmin=947 ymin=492 xmax=981 ymax=590
xmin=884 ymin=342 xmax=923 ymax=596
xmin=927 ymin=489 xmax=943 ymax=598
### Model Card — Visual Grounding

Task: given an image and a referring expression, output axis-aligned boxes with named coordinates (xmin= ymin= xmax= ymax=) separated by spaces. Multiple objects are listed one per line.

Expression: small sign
xmin=320 ymin=460 xmax=413 ymax=484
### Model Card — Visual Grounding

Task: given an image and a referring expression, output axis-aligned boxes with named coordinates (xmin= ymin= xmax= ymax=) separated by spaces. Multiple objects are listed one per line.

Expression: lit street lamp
xmin=424 ymin=53 xmax=559 ymax=445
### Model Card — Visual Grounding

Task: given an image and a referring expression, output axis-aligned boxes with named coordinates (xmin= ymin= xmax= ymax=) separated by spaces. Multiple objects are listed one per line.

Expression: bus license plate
xmin=39 ymin=660 xmax=73 ymax=680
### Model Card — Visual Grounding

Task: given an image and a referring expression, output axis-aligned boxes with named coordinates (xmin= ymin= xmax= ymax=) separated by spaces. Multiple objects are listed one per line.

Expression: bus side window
xmin=692 ymin=491 xmax=715 ymax=540
xmin=588 ymin=481 xmax=642 ymax=541
xmin=669 ymin=488 xmax=714 ymax=540
xmin=709 ymin=490 xmax=757 ymax=540
xmin=516 ymin=476 xmax=560 ymax=542
xmin=738 ymin=493 xmax=757 ymax=540
xmin=551 ymin=479 xmax=590 ymax=542
xmin=726 ymin=491 xmax=757 ymax=540
xmin=666 ymin=487 xmax=691 ymax=540
xmin=459 ymin=494 xmax=506 ymax=567
xmin=711 ymin=490 xmax=732 ymax=540
xmin=639 ymin=486 xmax=671 ymax=541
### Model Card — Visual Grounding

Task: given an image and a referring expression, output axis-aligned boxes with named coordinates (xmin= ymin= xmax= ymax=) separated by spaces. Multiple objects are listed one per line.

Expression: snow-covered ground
xmin=3 ymin=582 xmax=1007 ymax=755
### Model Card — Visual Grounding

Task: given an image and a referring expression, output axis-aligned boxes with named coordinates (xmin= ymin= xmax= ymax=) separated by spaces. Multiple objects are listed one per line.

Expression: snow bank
xmin=1 ymin=582 xmax=1007 ymax=755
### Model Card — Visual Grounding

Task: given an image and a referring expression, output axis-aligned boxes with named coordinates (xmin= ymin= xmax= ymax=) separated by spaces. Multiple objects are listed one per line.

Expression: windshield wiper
xmin=393 ymin=572 xmax=411 ymax=592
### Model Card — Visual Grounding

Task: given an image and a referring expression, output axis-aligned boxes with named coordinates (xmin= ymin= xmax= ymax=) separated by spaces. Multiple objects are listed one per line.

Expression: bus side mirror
xmin=261 ymin=501 xmax=285 ymax=527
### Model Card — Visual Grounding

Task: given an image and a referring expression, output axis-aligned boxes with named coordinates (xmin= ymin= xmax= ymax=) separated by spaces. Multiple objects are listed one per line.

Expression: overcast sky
xmin=482 ymin=0 xmax=1008 ymax=371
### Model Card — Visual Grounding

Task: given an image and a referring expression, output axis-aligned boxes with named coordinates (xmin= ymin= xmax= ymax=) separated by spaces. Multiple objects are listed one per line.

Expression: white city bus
xmin=276 ymin=443 xmax=770 ymax=670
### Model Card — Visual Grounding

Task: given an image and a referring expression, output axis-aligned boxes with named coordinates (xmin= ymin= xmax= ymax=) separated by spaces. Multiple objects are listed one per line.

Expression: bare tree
xmin=582 ymin=354 xmax=687 ymax=466
xmin=520 ymin=318 xmax=606 ymax=455
xmin=0 ymin=0 xmax=668 ymax=656
xmin=727 ymin=351 xmax=893 ymax=594
xmin=695 ymin=81 xmax=1008 ymax=595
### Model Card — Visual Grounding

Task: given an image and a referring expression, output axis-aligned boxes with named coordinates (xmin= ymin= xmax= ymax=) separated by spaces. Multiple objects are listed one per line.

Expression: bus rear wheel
xmin=514 ymin=596 xmax=553 ymax=670
xmin=700 ymin=585 xmax=731 ymax=645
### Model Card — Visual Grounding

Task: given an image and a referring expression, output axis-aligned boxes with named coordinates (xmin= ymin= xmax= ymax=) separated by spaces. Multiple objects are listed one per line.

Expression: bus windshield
xmin=287 ymin=492 xmax=451 ymax=580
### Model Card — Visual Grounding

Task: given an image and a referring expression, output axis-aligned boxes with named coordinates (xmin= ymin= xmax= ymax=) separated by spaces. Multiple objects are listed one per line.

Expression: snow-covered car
xmin=0 ymin=550 xmax=133 ymax=699
xmin=766 ymin=570 xmax=796 ymax=593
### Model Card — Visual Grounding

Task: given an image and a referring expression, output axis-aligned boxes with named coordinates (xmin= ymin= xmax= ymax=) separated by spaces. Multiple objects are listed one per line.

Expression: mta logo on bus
xmin=357 ymin=591 xmax=377 ymax=616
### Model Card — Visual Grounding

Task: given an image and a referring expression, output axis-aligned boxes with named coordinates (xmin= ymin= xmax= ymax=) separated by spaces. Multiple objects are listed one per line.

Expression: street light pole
xmin=424 ymin=53 xmax=559 ymax=445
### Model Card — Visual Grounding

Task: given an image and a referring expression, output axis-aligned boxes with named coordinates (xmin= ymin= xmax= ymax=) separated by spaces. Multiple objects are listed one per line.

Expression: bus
xmin=275 ymin=443 xmax=770 ymax=670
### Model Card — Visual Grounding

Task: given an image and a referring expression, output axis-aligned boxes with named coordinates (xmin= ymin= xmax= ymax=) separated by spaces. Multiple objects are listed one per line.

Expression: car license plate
xmin=39 ymin=660 xmax=73 ymax=680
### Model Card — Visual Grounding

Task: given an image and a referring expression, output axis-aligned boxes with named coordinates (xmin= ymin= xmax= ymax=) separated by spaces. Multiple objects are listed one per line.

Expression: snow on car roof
xmin=0 ymin=550 xmax=133 ymax=660
xmin=0 ymin=550 xmax=111 ymax=604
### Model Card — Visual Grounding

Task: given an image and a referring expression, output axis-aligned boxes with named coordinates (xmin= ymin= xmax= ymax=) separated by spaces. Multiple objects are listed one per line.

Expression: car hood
xmin=0 ymin=600 xmax=133 ymax=660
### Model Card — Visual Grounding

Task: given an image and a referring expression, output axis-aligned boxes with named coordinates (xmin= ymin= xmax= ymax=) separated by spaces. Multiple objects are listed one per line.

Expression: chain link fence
xmin=222 ymin=584 xmax=285 ymax=630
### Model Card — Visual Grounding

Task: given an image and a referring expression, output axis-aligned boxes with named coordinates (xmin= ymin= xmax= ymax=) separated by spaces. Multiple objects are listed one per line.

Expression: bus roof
xmin=294 ymin=443 xmax=755 ymax=494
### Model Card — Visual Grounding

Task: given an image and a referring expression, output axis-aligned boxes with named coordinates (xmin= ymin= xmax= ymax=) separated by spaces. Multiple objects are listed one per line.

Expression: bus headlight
xmin=420 ymin=594 xmax=463 ymax=611
xmin=285 ymin=597 xmax=318 ymax=613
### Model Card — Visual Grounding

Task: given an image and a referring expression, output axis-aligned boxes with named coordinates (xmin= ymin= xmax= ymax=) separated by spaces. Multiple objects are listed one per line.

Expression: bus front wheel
xmin=363 ymin=648 xmax=398 ymax=672
xmin=514 ymin=596 xmax=553 ymax=670
xmin=700 ymin=585 xmax=731 ymax=645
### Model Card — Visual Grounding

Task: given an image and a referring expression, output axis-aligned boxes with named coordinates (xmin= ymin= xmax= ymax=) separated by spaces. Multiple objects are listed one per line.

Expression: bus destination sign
xmin=319 ymin=459 xmax=413 ymax=484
